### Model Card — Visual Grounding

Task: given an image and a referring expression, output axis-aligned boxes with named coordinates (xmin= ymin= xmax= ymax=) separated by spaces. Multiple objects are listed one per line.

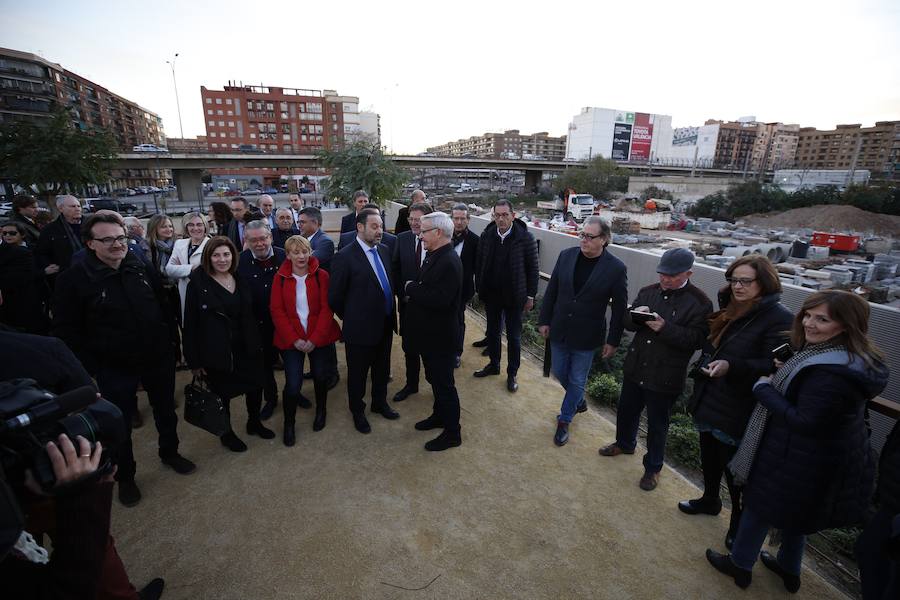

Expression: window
xmin=284 ymin=144 xmax=292 ymax=153
xmin=211 ymin=143 xmax=218 ymax=148
xmin=269 ymin=144 xmax=278 ymax=151
xmin=331 ymin=114 xmax=337 ymax=121
xmin=301 ymin=134 xmax=307 ymax=142
xmin=250 ymin=133 xmax=256 ymax=139
xmin=281 ymin=112 xmax=289 ymax=119
xmin=208 ymin=120 xmax=214 ymax=126
xmin=283 ymin=134 xmax=290 ymax=140
xmin=231 ymin=144 xmax=238 ymax=149
xmin=267 ymin=123 xmax=276 ymax=133
xmin=210 ymin=132 xmax=217 ymax=137
xmin=279 ymin=102 xmax=287 ymax=111
xmin=230 ymin=132 xmax=236 ymax=138
xmin=258 ymin=123 xmax=266 ymax=132
xmin=281 ymin=123 xmax=291 ymax=133
xmin=215 ymin=98 xmax=222 ymax=104
xmin=265 ymin=102 xmax=274 ymax=111
xmin=247 ymin=100 xmax=253 ymax=109
xmin=205 ymin=98 xmax=212 ymax=104
xmin=227 ymin=111 xmax=233 ymax=116
xmin=228 ymin=121 xmax=234 ymax=127
xmin=207 ymin=109 xmax=213 ymax=115
xmin=216 ymin=110 xmax=223 ymax=115
xmin=218 ymin=121 xmax=225 ymax=126
xmin=226 ymin=98 xmax=232 ymax=105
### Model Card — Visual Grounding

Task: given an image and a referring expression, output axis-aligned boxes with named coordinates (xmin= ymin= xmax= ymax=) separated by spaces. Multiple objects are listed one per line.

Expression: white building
xmin=663 ymin=122 xmax=720 ymax=167
xmin=358 ymin=111 xmax=381 ymax=145
xmin=565 ymin=107 xmax=673 ymax=162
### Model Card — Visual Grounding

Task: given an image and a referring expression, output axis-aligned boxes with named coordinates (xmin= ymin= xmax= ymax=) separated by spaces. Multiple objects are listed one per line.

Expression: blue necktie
xmin=369 ymin=248 xmax=392 ymax=315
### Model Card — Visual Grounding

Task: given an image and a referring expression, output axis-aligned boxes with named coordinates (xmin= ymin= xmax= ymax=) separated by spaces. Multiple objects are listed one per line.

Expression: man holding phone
xmin=599 ymin=248 xmax=713 ymax=491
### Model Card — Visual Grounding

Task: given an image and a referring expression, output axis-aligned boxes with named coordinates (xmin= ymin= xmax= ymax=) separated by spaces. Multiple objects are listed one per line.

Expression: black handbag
xmin=183 ymin=376 xmax=229 ymax=436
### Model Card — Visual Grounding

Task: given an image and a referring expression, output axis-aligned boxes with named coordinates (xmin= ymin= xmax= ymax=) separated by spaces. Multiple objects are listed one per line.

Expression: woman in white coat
xmin=166 ymin=212 xmax=210 ymax=318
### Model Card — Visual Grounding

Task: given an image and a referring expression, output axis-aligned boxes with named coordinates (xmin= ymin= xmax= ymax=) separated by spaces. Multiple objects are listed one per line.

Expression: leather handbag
xmin=183 ymin=376 xmax=229 ymax=436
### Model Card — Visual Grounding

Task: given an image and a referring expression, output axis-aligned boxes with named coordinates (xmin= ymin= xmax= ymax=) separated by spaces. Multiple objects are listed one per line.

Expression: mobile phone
xmin=630 ymin=310 xmax=658 ymax=324
xmin=772 ymin=343 xmax=793 ymax=362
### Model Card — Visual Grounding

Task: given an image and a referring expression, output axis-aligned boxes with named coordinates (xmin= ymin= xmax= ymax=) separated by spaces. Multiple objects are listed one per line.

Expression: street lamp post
xmin=166 ymin=53 xmax=184 ymax=140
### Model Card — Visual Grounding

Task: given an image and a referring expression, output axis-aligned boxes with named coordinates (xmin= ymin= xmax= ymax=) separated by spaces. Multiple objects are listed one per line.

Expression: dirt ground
xmin=739 ymin=204 xmax=900 ymax=236
xmin=113 ymin=313 xmax=849 ymax=600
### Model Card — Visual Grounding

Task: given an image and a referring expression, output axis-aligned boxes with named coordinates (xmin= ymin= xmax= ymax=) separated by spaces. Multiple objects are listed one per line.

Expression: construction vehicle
xmin=537 ymin=188 xmax=596 ymax=221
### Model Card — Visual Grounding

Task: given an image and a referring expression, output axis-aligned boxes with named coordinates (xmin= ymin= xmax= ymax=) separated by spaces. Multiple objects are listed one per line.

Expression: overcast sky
xmin=3 ymin=0 xmax=898 ymax=154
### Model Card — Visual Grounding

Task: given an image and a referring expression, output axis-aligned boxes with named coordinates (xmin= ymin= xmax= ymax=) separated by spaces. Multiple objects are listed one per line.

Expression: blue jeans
xmin=282 ymin=345 xmax=333 ymax=396
xmin=550 ymin=343 xmax=595 ymax=423
xmin=731 ymin=505 xmax=806 ymax=575
xmin=615 ymin=378 xmax=678 ymax=473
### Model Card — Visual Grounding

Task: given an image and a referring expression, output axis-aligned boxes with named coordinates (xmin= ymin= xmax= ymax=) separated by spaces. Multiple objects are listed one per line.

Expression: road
xmin=127 ymin=191 xmax=327 ymax=216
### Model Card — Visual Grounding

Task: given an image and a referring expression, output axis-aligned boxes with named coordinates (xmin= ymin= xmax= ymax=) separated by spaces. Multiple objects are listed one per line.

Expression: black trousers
xmin=96 ymin=355 xmax=179 ymax=482
xmin=699 ymin=430 xmax=743 ymax=531
xmin=422 ymin=352 xmax=461 ymax=434
xmin=455 ymin=304 xmax=467 ymax=357
xmin=485 ymin=301 xmax=523 ymax=375
xmin=344 ymin=318 xmax=393 ymax=414
xmin=262 ymin=343 xmax=279 ymax=405
xmin=401 ymin=334 xmax=421 ymax=389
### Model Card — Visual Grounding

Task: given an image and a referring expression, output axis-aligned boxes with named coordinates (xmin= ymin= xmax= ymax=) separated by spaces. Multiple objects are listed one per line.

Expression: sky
xmin=2 ymin=0 xmax=899 ymax=154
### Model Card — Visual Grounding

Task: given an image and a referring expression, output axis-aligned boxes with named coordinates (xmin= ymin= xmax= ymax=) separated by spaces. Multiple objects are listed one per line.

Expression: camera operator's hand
xmin=24 ymin=435 xmax=103 ymax=495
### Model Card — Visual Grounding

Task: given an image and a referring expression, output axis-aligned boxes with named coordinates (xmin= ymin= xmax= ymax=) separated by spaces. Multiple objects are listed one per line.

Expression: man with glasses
xmin=538 ymin=216 xmax=627 ymax=446
xmin=598 ymin=248 xmax=712 ymax=491
xmin=391 ymin=202 xmax=433 ymax=403
xmin=36 ymin=195 xmax=84 ymax=287
xmin=473 ymin=199 xmax=538 ymax=393
xmin=257 ymin=194 xmax=277 ymax=230
xmin=52 ymin=212 xmax=195 ymax=508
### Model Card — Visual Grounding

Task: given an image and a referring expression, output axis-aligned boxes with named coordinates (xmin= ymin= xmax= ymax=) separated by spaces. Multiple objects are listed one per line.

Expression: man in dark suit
xmin=450 ymin=203 xmax=479 ymax=368
xmin=339 ymin=190 xmax=371 ymax=234
xmin=328 ymin=210 xmax=400 ymax=434
xmin=391 ymin=202 xmax=433 ymax=403
xmin=272 ymin=208 xmax=300 ymax=249
xmin=403 ymin=212 xmax=464 ymax=451
xmin=0 ymin=224 xmax=49 ymax=334
xmin=36 ymin=195 xmax=84 ymax=287
xmin=538 ymin=216 xmax=628 ymax=447
xmin=393 ymin=189 xmax=428 ymax=234
xmin=224 ymin=197 xmax=249 ymax=249
xmin=298 ymin=206 xmax=335 ymax=272
xmin=237 ymin=220 xmax=287 ymax=427
xmin=338 ymin=203 xmax=396 ymax=255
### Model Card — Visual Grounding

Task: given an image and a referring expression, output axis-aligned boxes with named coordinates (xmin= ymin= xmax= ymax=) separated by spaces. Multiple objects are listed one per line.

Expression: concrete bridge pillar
xmin=173 ymin=169 xmax=205 ymax=211
xmin=524 ymin=169 xmax=542 ymax=192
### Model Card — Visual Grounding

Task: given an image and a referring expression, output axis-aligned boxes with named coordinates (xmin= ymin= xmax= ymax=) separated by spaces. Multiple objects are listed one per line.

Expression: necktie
xmin=415 ymin=239 xmax=423 ymax=268
xmin=369 ymin=248 xmax=392 ymax=315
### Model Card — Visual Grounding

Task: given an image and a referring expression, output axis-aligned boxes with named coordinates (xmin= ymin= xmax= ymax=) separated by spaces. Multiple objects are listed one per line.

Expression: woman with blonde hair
xmin=165 ymin=212 xmax=209 ymax=318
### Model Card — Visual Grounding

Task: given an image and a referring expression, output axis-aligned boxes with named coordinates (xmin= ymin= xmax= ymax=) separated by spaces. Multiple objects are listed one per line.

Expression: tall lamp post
xmin=166 ymin=53 xmax=184 ymax=139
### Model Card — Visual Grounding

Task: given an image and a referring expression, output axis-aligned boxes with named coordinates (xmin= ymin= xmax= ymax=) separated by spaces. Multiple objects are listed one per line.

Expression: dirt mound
xmin=739 ymin=204 xmax=900 ymax=236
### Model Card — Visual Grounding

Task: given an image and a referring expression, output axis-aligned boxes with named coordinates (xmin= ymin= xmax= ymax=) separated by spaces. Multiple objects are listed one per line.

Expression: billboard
xmin=611 ymin=123 xmax=632 ymax=160
xmin=629 ymin=113 xmax=654 ymax=162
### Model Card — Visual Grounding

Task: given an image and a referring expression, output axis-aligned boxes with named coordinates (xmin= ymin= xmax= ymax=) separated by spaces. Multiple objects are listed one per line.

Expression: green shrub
xmin=819 ymin=527 xmax=863 ymax=558
xmin=666 ymin=413 xmax=701 ymax=470
xmin=586 ymin=373 xmax=620 ymax=407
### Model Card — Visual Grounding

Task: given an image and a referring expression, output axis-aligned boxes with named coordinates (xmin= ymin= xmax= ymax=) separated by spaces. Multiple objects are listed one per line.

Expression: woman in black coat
xmin=678 ymin=255 xmax=793 ymax=548
xmin=183 ymin=236 xmax=275 ymax=451
xmin=707 ymin=290 xmax=888 ymax=592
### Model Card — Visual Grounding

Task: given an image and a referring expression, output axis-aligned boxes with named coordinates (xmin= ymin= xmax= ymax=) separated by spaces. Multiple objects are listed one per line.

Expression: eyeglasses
xmin=578 ymin=232 xmax=603 ymax=240
xmin=92 ymin=235 xmax=128 ymax=246
xmin=418 ymin=228 xmax=438 ymax=236
xmin=726 ymin=277 xmax=757 ymax=287
xmin=1 ymin=230 xmax=21 ymax=236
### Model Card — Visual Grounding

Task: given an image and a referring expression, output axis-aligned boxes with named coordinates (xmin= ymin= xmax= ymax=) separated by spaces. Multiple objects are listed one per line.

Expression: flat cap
xmin=657 ymin=248 xmax=694 ymax=275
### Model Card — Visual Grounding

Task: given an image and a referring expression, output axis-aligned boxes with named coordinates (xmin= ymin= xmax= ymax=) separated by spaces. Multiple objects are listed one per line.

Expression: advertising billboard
xmin=611 ymin=123 xmax=632 ymax=161
xmin=629 ymin=113 xmax=654 ymax=162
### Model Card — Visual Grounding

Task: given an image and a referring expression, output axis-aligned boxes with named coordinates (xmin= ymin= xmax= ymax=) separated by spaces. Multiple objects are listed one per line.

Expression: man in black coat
xmin=403 ymin=212 xmax=464 ymax=451
xmin=450 ymin=203 xmax=479 ymax=367
xmin=224 ymin=197 xmax=250 ymax=249
xmin=36 ymin=195 xmax=84 ymax=288
xmin=394 ymin=189 xmax=428 ymax=234
xmin=339 ymin=190 xmax=371 ymax=234
xmin=238 ymin=220 xmax=289 ymax=419
xmin=52 ymin=212 xmax=195 ymax=508
xmin=538 ymin=217 xmax=627 ymax=447
xmin=473 ymin=199 xmax=539 ymax=392
xmin=10 ymin=194 xmax=42 ymax=247
xmin=298 ymin=206 xmax=335 ymax=272
xmin=391 ymin=202 xmax=432 ymax=403
xmin=328 ymin=210 xmax=400 ymax=434
xmin=0 ymin=226 xmax=49 ymax=334
xmin=598 ymin=248 xmax=712 ymax=491
xmin=272 ymin=208 xmax=300 ymax=249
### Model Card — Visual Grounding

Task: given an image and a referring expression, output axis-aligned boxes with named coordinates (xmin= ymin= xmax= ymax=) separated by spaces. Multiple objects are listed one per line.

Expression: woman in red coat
xmin=270 ymin=235 xmax=341 ymax=446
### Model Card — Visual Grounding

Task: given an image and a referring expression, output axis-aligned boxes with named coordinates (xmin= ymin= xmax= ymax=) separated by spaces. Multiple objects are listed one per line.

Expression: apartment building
xmin=794 ymin=121 xmax=899 ymax=179
xmin=428 ymin=130 xmax=566 ymax=160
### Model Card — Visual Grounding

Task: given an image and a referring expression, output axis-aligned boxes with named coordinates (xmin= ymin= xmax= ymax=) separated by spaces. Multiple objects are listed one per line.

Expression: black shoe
xmin=297 ymin=393 xmax=312 ymax=409
xmin=425 ymin=431 xmax=462 ymax=451
xmin=246 ymin=421 xmax=276 ymax=439
xmin=259 ymin=400 xmax=276 ymax=421
xmin=220 ymin=431 xmax=248 ymax=452
xmin=392 ymin=386 xmax=418 ymax=402
xmin=415 ymin=414 xmax=443 ymax=431
xmin=472 ymin=337 xmax=489 ymax=347
xmin=677 ymin=497 xmax=723 ymax=516
xmin=353 ymin=412 xmax=371 ymax=434
xmin=118 ymin=479 xmax=141 ymax=507
xmin=576 ymin=401 xmax=588 ymax=413
xmin=313 ymin=411 xmax=326 ymax=431
xmin=373 ymin=405 xmax=400 ymax=420
xmin=454 ymin=356 xmax=461 ymax=369
xmin=760 ymin=550 xmax=801 ymax=593
xmin=725 ymin=529 xmax=736 ymax=551
xmin=507 ymin=375 xmax=518 ymax=392
xmin=554 ymin=423 xmax=569 ymax=446
xmin=481 ymin=347 xmax=490 ymax=356
xmin=283 ymin=424 xmax=295 ymax=447
xmin=473 ymin=364 xmax=500 ymax=378
xmin=160 ymin=453 xmax=196 ymax=475
xmin=705 ymin=549 xmax=752 ymax=589
xmin=138 ymin=577 xmax=165 ymax=600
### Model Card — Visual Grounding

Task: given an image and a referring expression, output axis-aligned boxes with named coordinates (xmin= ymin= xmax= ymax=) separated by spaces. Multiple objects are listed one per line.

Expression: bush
xmin=666 ymin=412 xmax=701 ymax=470
xmin=586 ymin=373 xmax=620 ymax=407
xmin=819 ymin=527 xmax=863 ymax=558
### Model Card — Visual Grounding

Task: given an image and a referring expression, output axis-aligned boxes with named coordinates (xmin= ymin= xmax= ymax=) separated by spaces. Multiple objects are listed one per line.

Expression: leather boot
xmin=245 ymin=391 xmax=275 ymax=439
xmin=283 ymin=392 xmax=297 ymax=447
xmin=312 ymin=378 xmax=327 ymax=432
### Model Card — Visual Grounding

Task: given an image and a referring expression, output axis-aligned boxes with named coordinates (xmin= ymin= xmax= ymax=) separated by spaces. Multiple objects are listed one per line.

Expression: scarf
xmin=452 ymin=230 xmax=467 ymax=247
xmin=153 ymin=238 xmax=175 ymax=274
xmin=728 ymin=342 xmax=847 ymax=486
xmin=59 ymin=216 xmax=83 ymax=252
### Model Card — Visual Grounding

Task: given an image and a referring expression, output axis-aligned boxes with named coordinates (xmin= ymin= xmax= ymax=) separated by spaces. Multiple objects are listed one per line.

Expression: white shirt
xmin=356 ymin=237 xmax=389 ymax=292
xmin=292 ymin=273 xmax=309 ymax=332
xmin=497 ymin=226 xmax=512 ymax=242
xmin=453 ymin=239 xmax=464 ymax=257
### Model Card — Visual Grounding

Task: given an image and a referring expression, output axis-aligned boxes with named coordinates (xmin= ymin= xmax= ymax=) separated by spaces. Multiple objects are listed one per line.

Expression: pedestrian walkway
xmin=113 ymin=312 xmax=847 ymax=599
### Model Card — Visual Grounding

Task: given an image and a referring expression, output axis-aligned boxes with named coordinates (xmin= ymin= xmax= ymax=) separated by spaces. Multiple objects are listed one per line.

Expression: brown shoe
xmin=598 ymin=443 xmax=634 ymax=457
xmin=639 ymin=471 xmax=660 ymax=491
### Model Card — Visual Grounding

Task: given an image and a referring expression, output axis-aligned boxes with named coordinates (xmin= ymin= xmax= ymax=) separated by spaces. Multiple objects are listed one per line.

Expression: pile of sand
xmin=739 ymin=205 xmax=900 ymax=236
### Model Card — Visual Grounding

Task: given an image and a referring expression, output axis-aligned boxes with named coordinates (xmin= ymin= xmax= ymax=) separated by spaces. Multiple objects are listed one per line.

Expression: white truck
xmin=537 ymin=192 xmax=596 ymax=221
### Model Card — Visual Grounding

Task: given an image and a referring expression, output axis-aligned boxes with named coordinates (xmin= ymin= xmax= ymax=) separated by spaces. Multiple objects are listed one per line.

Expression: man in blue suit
xmin=328 ymin=209 xmax=400 ymax=434
xmin=298 ymin=206 xmax=335 ymax=272
xmin=538 ymin=216 xmax=627 ymax=447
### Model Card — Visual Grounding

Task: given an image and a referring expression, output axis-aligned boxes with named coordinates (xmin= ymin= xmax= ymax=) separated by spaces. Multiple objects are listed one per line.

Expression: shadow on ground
xmin=114 ymin=312 xmax=847 ymax=600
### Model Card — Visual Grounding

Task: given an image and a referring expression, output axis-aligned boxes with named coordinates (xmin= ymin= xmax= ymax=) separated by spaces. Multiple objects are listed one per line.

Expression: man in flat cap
xmin=599 ymin=248 xmax=713 ymax=491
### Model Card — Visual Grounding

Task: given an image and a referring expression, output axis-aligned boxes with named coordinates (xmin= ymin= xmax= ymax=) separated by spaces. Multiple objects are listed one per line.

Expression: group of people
xmin=1 ymin=189 xmax=897 ymax=599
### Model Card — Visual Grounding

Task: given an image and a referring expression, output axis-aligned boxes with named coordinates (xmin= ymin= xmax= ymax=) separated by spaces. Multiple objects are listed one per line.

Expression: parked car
xmin=243 ymin=188 xmax=262 ymax=195
xmin=279 ymin=184 xmax=290 ymax=193
xmin=224 ymin=189 xmax=241 ymax=197
xmin=238 ymin=144 xmax=264 ymax=154
xmin=298 ymin=187 xmax=311 ymax=194
xmin=0 ymin=202 xmax=12 ymax=217
xmin=132 ymin=144 xmax=168 ymax=153
xmin=86 ymin=197 xmax=138 ymax=214
xmin=263 ymin=187 xmax=278 ymax=194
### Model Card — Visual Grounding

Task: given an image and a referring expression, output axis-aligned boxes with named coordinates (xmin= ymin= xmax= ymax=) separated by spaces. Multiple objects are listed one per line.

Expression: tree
xmin=317 ymin=140 xmax=407 ymax=207
xmin=554 ymin=156 xmax=629 ymax=200
xmin=0 ymin=107 xmax=117 ymax=201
